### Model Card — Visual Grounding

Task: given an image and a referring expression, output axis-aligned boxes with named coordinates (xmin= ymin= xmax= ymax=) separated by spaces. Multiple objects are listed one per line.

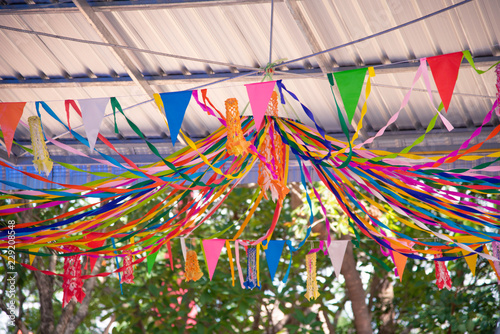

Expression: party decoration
xmin=244 ymin=247 xmax=259 ymax=290
xmin=85 ymin=236 xmax=106 ymax=273
xmin=434 ymin=254 xmax=452 ymax=291
xmin=28 ymin=116 xmax=53 ymax=176
xmin=28 ymin=248 xmax=39 ymax=266
xmin=1 ymin=49 xmax=500 ymax=301
xmin=258 ymin=91 xmax=289 ymax=201
xmin=462 ymin=249 xmax=479 ymax=276
xmin=264 ymin=240 xmax=285 ymax=282
xmin=185 ymin=250 xmax=204 ymax=282
xmin=327 ymin=240 xmax=349 ymax=278
xmin=225 ymin=98 xmax=250 ymax=156
xmin=492 ymin=242 xmax=500 ymax=284
xmin=121 ymin=252 xmax=135 ymax=284
xmin=62 ymin=246 xmax=85 ymax=308
xmin=78 ymin=98 xmax=110 ymax=151
xmin=304 ymin=252 xmax=320 ymax=301
xmin=332 ymin=67 xmax=368 ymax=122
xmin=245 ymin=81 xmax=276 ymax=130
xmin=155 ymin=91 xmax=193 ymax=146
xmin=202 ymin=239 xmax=226 ymax=281
xmin=0 ymin=102 xmax=25 ymax=156
xmin=392 ymin=252 xmax=408 ymax=282
xmin=496 ymin=64 xmax=500 ymax=116
xmin=427 ymin=52 xmax=463 ymax=112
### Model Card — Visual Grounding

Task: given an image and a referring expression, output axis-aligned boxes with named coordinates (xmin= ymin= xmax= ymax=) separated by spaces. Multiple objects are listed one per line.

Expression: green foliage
xmin=2 ymin=183 xmax=500 ymax=333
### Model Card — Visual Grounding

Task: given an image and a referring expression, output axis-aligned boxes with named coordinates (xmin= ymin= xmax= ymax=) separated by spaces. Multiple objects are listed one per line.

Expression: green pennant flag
xmin=332 ymin=68 xmax=368 ymax=123
xmin=147 ymin=250 xmax=159 ymax=274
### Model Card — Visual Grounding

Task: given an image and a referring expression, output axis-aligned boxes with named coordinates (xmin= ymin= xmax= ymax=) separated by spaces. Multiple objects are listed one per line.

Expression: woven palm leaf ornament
xmin=225 ymin=98 xmax=251 ymax=157
xmin=304 ymin=252 xmax=320 ymax=301
xmin=28 ymin=115 xmax=53 ymax=176
xmin=257 ymin=91 xmax=289 ymax=202
xmin=185 ymin=250 xmax=204 ymax=282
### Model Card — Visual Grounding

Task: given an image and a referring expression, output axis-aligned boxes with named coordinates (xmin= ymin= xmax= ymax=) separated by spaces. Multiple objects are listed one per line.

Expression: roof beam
xmin=1 ymin=56 xmax=499 ymax=89
xmin=72 ymin=0 xmax=156 ymax=97
xmin=283 ymin=0 xmax=333 ymax=74
xmin=0 ymin=0 xmax=286 ymax=15
xmin=0 ymin=0 xmax=285 ymax=14
xmin=72 ymin=0 xmax=188 ymax=145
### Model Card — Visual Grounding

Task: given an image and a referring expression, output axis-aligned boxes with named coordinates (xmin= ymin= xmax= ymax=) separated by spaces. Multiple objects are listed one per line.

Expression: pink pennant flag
xmin=245 ymin=81 xmax=276 ymax=130
xmin=327 ymin=240 xmax=349 ymax=278
xmin=202 ymin=239 xmax=226 ymax=281
xmin=78 ymin=98 xmax=110 ymax=151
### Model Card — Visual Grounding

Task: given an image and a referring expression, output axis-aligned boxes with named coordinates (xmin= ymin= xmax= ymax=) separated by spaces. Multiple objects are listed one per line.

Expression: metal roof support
xmin=72 ymin=0 xmax=187 ymax=145
xmin=72 ymin=0 xmax=155 ymax=97
xmin=283 ymin=0 xmax=333 ymax=74
xmin=1 ymin=55 xmax=500 ymax=88
xmin=0 ymin=0 xmax=286 ymax=14
xmin=284 ymin=0 xmax=370 ymax=141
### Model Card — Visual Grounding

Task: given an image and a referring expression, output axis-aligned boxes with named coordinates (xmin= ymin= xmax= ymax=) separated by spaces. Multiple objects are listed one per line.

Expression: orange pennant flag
xmin=393 ymin=251 xmax=408 ymax=282
xmin=0 ymin=102 xmax=26 ymax=156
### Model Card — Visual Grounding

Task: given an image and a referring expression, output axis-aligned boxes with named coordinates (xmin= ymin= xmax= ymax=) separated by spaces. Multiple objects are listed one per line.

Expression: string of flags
xmin=0 ymin=50 xmax=500 ymax=306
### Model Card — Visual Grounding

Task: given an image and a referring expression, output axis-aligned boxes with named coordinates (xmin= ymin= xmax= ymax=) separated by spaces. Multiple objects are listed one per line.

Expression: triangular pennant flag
xmin=0 ymin=102 xmax=26 ymax=157
xmin=332 ymin=68 xmax=368 ymax=123
xmin=461 ymin=249 xmax=478 ymax=276
xmin=245 ymin=81 xmax=276 ymax=130
xmin=264 ymin=240 xmax=285 ymax=281
xmin=157 ymin=91 xmax=192 ymax=146
xmin=147 ymin=250 xmax=159 ymax=274
xmin=29 ymin=248 xmax=40 ymax=265
xmin=327 ymin=240 xmax=349 ymax=278
xmin=202 ymin=239 xmax=226 ymax=281
xmin=166 ymin=241 xmax=174 ymax=270
xmin=78 ymin=98 xmax=110 ymax=151
xmin=427 ymin=52 xmax=464 ymax=112
xmin=180 ymin=237 xmax=187 ymax=262
xmin=84 ymin=234 xmax=106 ymax=272
xmin=392 ymin=251 xmax=408 ymax=282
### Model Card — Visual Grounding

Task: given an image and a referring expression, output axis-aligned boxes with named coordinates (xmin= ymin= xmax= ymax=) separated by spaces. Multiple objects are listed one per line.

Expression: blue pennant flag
xmin=264 ymin=240 xmax=285 ymax=282
xmin=158 ymin=90 xmax=192 ymax=145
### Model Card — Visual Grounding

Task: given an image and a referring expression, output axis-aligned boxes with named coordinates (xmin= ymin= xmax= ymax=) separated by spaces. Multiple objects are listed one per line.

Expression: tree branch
xmin=333 ymin=295 xmax=348 ymax=330
xmin=33 ymin=255 xmax=55 ymax=334
xmin=103 ymin=314 xmax=116 ymax=334
xmin=0 ymin=299 xmax=30 ymax=334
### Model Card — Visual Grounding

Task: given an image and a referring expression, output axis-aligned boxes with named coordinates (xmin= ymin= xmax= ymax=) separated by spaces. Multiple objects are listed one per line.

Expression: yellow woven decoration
xmin=225 ymin=98 xmax=250 ymax=157
xmin=304 ymin=252 xmax=320 ymax=301
xmin=258 ymin=91 xmax=289 ymax=202
xmin=28 ymin=116 xmax=53 ymax=176
xmin=185 ymin=250 xmax=204 ymax=282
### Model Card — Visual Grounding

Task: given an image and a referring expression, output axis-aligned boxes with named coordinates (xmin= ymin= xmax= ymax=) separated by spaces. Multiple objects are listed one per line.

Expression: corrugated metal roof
xmin=0 ymin=0 xmax=499 ymax=187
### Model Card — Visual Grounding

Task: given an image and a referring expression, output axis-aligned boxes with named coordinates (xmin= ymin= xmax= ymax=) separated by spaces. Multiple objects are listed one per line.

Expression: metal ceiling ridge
xmin=0 ymin=0 xmax=285 ymax=14
xmin=2 ymin=56 xmax=499 ymax=89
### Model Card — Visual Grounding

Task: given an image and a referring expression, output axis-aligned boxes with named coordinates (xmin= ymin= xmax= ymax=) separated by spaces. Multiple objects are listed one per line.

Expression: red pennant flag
xmin=427 ymin=52 xmax=464 ymax=112
xmin=84 ymin=233 xmax=106 ymax=272
xmin=0 ymin=102 xmax=26 ymax=157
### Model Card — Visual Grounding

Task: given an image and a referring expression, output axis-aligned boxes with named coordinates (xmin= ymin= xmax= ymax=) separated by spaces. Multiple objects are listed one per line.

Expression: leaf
xmin=304 ymin=311 xmax=317 ymax=324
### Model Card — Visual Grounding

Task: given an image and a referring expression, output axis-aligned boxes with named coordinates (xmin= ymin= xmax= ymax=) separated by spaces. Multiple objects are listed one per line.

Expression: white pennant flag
xmin=327 ymin=240 xmax=349 ymax=278
xmin=78 ymin=98 xmax=110 ymax=151
xmin=180 ymin=237 xmax=187 ymax=262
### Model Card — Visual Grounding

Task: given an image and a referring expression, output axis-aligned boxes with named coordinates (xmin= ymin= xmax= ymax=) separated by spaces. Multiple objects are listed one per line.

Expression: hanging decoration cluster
xmin=1 ymin=50 xmax=500 ymax=306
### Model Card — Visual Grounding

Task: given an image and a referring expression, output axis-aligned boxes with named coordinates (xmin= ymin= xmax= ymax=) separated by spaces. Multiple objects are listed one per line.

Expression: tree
xmin=1 ymin=182 xmax=500 ymax=333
